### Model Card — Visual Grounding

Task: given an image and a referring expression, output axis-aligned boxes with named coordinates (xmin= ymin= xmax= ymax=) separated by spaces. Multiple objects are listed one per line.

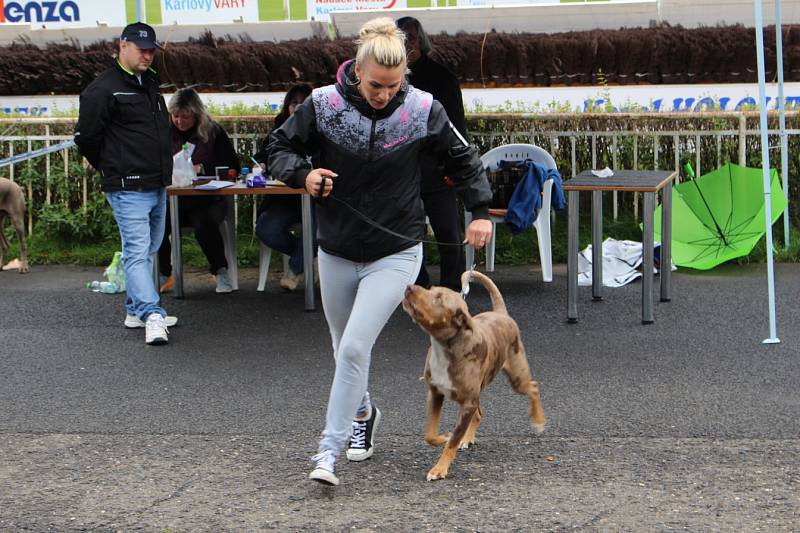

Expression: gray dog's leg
xmin=0 ymin=213 xmax=7 ymax=267
xmin=12 ymin=213 xmax=28 ymax=272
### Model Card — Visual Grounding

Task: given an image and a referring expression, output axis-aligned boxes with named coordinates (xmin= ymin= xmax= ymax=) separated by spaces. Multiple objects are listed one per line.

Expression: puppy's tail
xmin=462 ymin=270 xmax=508 ymax=315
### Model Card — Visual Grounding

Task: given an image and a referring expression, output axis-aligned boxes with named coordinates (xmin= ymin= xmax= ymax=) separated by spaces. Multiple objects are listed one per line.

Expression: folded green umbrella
xmin=654 ymin=163 xmax=787 ymax=270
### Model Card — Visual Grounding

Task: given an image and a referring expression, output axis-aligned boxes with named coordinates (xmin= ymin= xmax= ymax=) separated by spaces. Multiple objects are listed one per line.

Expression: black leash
xmin=317 ymin=180 xmax=467 ymax=247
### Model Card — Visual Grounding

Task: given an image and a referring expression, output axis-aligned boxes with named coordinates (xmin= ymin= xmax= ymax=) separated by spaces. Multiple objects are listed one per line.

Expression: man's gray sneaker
xmin=125 ymin=314 xmax=178 ymax=329
xmin=145 ymin=313 xmax=169 ymax=345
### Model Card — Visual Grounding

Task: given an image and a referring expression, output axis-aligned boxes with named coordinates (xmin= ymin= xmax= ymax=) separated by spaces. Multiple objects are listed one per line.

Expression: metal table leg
xmin=225 ymin=197 xmax=238 ymax=291
xmin=642 ymin=192 xmax=655 ymax=324
xmin=567 ymin=190 xmax=579 ymax=323
xmin=301 ymin=194 xmax=315 ymax=311
xmin=660 ymin=182 xmax=672 ymax=302
xmin=170 ymin=194 xmax=184 ymax=299
xmin=591 ymin=190 xmax=603 ymax=301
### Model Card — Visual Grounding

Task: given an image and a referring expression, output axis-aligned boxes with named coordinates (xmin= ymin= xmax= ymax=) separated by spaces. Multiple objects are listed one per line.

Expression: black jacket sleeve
xmin=426 ymin=100 xmax=491 ymax=220
xmin=267 ymin=98 xmax=318 ymax=189
xmin=74 ymin=83 xmax=111 ymax=169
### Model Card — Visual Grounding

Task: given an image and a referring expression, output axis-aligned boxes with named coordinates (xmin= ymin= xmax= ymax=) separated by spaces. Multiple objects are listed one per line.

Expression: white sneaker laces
xmin=311 ymin=450 xmax=336 ymax=472
xmin=350 ymin=420 xmax=367 ymax=449
xmin=147 ymin=314 xmax=167 ymax=330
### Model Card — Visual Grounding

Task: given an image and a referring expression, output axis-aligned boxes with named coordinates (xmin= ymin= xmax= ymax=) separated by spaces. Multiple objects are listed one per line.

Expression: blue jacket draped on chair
xmin=503 ymin=159 xmax=566 ymax=235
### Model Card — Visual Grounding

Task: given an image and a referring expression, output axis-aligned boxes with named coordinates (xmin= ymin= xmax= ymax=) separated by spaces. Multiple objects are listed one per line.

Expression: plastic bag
xmin=86 ymin=251 xmax=126 ymax=294
xmin=172 ymin=143 xmax=196 ymax=186
xmin=103 ymin=251 xmax=126 ymax=292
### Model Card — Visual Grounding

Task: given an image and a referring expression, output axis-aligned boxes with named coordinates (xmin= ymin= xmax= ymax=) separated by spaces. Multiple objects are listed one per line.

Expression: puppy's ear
xmin=453 ymin=308 xmax=467 ymax=329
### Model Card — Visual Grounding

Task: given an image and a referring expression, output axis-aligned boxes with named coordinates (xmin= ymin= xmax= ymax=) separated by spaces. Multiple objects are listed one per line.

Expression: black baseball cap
xmin=120 ymin=22 xmax=162 ymax=50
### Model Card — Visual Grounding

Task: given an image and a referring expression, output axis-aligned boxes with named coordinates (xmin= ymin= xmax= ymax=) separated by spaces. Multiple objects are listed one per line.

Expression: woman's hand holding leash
xmin=306 ymin=168 xmax=338 ymax=197
xmin=465 ymin=219 xmax=493 ymax=250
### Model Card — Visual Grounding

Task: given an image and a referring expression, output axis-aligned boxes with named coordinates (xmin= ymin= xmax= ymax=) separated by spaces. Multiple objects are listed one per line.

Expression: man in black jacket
xmin=397 ymin=16 xmax=469 ymax=292
xmin=74 ymin=22 xmax=176 ymax=346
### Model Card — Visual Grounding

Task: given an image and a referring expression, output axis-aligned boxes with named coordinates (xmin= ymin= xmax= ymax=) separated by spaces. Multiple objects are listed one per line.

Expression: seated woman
xmin=253 ymin=83 xmax=315 ymax=291
xmin=158 ymin=88 xmax=240 ymax=293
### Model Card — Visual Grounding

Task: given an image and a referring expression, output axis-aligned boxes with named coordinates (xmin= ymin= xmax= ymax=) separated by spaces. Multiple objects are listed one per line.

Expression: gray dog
xmin=0 ymin=177 xmax=29 ymax=273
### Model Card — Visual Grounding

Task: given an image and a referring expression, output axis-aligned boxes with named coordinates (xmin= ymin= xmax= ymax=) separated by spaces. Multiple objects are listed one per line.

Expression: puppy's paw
xmin=425 ymin=433 xmax=450 ymax=447
xmin=458 ymin=438 xmax=475 ymax=450
xmin=18 ymin=262 xmax=29 ymax=274
xmin=426 ymin=465 xmax=449 ymax=481
xmin=531 ymin=421 xmax=545 ymax=434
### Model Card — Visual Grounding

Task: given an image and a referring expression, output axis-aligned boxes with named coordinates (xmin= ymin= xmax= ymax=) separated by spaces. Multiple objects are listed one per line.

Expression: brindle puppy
xmin=402 ymin=270 xmax=545 ymax=481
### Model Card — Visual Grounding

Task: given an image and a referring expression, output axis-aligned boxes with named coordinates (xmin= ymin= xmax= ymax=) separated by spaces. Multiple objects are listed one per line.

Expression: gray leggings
xmin=317 ymin=243 xmax=423 ymax=454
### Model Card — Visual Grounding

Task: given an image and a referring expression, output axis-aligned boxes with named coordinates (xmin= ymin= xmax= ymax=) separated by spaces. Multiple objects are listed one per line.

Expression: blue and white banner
xmin=4 ymin=83 xmax=800 ymax=117
xmin=305 ymin=0 xmax=407 ymax=22
xmin=159 ymin=0 xmax=258 ymax=25
xmin=482 ymin=83 xmax=800 ymax=113
xmin=0 ymin=0 xmax=126 ymax=27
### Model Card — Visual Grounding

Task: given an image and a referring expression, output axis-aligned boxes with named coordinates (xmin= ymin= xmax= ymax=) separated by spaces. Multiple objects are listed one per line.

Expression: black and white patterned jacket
xmin=269 ymin=59 xmax=491 ymax=263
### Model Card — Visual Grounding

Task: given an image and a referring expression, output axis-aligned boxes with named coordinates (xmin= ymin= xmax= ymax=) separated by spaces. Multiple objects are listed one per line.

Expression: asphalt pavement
xmin=1 ymin=263 xmax=798 ymax=531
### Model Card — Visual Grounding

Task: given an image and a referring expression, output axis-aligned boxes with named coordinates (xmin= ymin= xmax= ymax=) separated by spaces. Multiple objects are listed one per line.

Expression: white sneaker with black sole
xmin=346 ymin=405 xmax=381 ymax=462
xmin=125 ymin=314 xmax=178 ymax=329
xmin=309 ymin=450 xmax=339 ymax=486
xmin=145 ymin=313 xmax=169 ymax=345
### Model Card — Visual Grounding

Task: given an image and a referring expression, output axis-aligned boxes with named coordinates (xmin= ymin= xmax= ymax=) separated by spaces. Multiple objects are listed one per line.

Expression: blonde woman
xmin=269 ymin=17 xmax=493 ymax=486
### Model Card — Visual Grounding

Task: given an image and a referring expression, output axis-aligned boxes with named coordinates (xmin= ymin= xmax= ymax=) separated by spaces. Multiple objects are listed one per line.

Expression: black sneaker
xmin=346 ymin=405 xmax=381 ymax=462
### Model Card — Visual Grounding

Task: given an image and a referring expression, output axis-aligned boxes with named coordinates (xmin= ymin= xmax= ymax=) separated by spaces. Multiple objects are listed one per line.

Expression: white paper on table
xmin=194 ymin=180 xmax=235 ymax=191
xmin=591 ymin=167 xmax=614 ymax=178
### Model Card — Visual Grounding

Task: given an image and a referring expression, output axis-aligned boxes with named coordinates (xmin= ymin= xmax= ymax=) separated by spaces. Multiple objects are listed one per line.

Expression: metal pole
xmin=642 ymin=192 xmax=655 ymax=324
xmin=660 ymin=181 xmax=673 ymax=302
xmin=567 ymin=190 xmax=579 ymax=323
xmin=755 ymin=0 xmax=780 ymax=344
xmin=170 ymin=195 xmax=184 ymax=298
xmin=775 ymin=0 xmax=790 ymax=248
xmin=591 ymin=191 xmax=603 ymax=301
xmin=136 ymin=0 xmax=144 ymax=22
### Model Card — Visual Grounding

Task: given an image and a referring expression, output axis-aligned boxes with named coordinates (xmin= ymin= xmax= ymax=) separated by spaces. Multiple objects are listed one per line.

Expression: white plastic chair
xmin=257 ymin=244 xmax=290 ymax=292
xmin=465 ymin=143 xmax=556 ymax=282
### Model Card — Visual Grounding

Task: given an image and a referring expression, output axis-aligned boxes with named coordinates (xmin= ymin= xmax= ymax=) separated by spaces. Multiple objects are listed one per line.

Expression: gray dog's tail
xmin=461 ymin=270 xmax=508 ymax=315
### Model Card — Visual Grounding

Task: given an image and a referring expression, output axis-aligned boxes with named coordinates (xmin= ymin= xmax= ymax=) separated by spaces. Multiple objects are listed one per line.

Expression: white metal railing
xmin=0 ymin=113 xmax=794 ymax=235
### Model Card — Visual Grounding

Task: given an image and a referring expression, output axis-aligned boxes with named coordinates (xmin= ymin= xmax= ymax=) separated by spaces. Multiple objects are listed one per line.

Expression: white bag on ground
xmin=578 ymin=238 xmax=674 ymax=288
